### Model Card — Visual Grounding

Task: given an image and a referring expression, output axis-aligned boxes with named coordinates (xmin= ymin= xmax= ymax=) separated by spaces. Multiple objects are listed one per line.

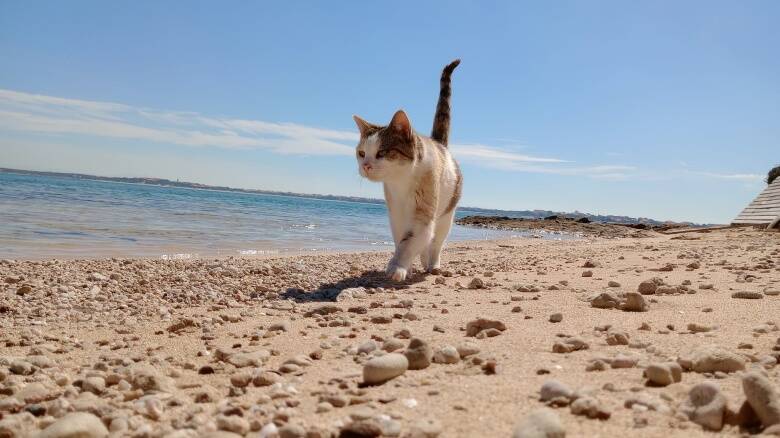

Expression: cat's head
xmin=353 ymin=110 xmax=417 ymax=182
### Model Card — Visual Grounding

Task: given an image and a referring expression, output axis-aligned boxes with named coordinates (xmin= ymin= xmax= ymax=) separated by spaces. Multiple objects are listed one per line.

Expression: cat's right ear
xmin=353 ymin=115 xmax=374 ymax=137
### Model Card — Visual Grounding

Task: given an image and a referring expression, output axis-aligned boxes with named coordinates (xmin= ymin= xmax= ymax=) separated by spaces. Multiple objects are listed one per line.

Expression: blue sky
xmin=1 ymin=1 xmax=778 ymax=223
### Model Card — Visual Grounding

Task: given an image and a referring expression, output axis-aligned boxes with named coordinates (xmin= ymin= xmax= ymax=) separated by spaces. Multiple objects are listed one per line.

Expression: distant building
xmin=732 ymin=168 xmax=780 ymax=229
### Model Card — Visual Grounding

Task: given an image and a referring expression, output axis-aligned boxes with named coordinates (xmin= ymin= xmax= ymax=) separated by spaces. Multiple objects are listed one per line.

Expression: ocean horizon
xmin=0 ymin=171 xmax=571 ymax=260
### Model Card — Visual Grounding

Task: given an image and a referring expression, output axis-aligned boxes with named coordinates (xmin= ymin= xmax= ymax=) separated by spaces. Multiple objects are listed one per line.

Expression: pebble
xmin=512 ymin=408 xmax=565 ymax=438
xmin=468 ymin=277 xmax=485 ymax=289
xmin=645 ymin=362 xmax=682 ymax=386
xmin=549 ymin=313 xmax=563 ymax=323
xmin=741 ymin=371 xmax=780 ymax=428
xmin=404 ymin=338 xmax=433 ymax=370
xmin=637 ymin=279 xmax=659 ymax=295
xmin=465 ymin=318 xmax=507 ymax=337
xmin=37 ymin=412 xmax=108 ymax=438
xmin=382 ymin=338 xmax=405 ymax=352
xmin=433 ymin=346 xmax=460 ymax=364
xmin=687 ymin=323 xmax=713 ymax=333
xmin=540 ymin=380 xmax=573 ymax=403
xmin=677 ymin=345 xmax=746 ymax=373
xmin=81 ymin=376 xmax=105 ymax=395
xmin=552 ymin=337 xmax=589 ymax=353
xmin=732 ymin=291 xmax=763 ymax=299
xmin=456 ymin=342 xmax=480 ymax=358
xmin=570 ymin=396 xmax=611 ymax=420
xmin=10 ymin=360 xmax=34 ymax=375
xmin=363 ymin=353 xmax=408 ymax=385
xmin=605 ymin=332 xmax=629 ymax=346
xmin=591 ymin=293 xmax=620 ymax=309
xmin=679 ymin=381 xmax=727 ymax=431
xmin=621 ymin=292 xmax=648 ymax=312
xmin=611 ymin=354 xmax=638 ymax=369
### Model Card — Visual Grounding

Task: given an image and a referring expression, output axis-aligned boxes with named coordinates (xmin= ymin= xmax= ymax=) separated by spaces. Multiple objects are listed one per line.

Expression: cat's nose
xmin=362 ymin=163 xmax=372 ymax=172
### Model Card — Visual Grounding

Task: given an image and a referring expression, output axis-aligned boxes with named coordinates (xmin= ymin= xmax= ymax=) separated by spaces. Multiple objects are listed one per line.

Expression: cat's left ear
xmin=389 ymin=110 xmax=412 ymax=139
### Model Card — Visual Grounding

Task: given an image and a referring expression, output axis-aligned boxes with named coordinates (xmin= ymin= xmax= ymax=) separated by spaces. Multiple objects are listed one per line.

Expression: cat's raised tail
xmin=430 ymin=59 xmax=460 ymax=147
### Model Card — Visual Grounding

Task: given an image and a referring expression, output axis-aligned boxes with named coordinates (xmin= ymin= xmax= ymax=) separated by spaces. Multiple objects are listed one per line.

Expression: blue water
xmin=0 ymin=172 xmax=544 ymax=259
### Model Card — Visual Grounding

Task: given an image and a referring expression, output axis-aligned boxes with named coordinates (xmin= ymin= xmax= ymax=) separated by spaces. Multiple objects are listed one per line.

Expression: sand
xmin=1 ymin=227 xmax=779 ymax=437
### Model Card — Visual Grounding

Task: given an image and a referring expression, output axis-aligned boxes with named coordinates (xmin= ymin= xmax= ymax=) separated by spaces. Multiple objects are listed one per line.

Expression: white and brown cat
xmin=353 ymin=60 xmax=462 ymax=281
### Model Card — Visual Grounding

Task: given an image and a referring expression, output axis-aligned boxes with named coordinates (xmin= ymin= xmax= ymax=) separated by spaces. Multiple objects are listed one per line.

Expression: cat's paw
xmin=387 ymin=266 xmax=408 ymax=282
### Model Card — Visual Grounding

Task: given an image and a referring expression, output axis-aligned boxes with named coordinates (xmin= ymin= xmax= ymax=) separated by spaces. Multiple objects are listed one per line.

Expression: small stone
xmin=621 ymin=292 xmax=648 ymax=312
xmin=645 ymin=362 xmax=682 ymax=387
xmin=540 ymin=380 xmax=573 ymax=403
xmin=230 ymin=371 xmax=252 ymax=388
xmin=468 ymin=278 xmax=484 ymax=289
xmin=570 ymin=396 xmax=611 ymax=420
xmin=432 ymin=346 xmax=460 ymax=364
xmin=591 ymin=293 xmax=620 ymax=309
xmin=607 ymin=281 xmax=620 ymax=288
xmin=637 ymin=280 xmax=658 ymax=295
xmin=732 ymin=291 xmax=763 ymax=299
xmin=611 ymin=354 xmax=638 ymax=369
xmin=679 ymin=381 xmax=727 ymax=431
xmin=605 ymin=332 xmax=629 ymax=346
xmin=38 ymin=412 xmax=109 ymax=438
xmin=549 ymin=313 xmax=563 ymax=323
xmin=253 ymin=371 xmax=281 ymax=387
xmin=465 ymin=318 xmax=506 ymax=337
xmin=677 ymin=345 xmax=746 ymax=373
xmin=82 ymin=377 xmax=105 ymax=395
xmin=10 ymin=360 xmax=34 ymax=375
xmin=687 ymin=323 xmax=713 ymax=333
xmin=217 ymin=415 xmax=250 ymax=435
xmin=404 ymin=338 xmax=433 ymax=370
xmin=552 ymin=337 xmax=589 ymax=353
xmin=512 ymin=408 xmax=565 ymax=438
xmin=363 ymin=353 xmax=408 ymax=385
xmin=741 ymin=371 xmax=780 ymax=428
xmin=582 ymin=270 xmax=593 ymax=277
xmin=278 ymin=424 xmax=307 ymax=438
xmin=456 ymin=342 xmax=480 ymax=358
xmin=382 ymin=338 xmax=404 ymax=352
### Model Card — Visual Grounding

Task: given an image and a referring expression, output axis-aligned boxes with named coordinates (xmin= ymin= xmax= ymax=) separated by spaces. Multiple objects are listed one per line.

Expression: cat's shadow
xmin=279 ymin=269 xmax=427 ymax=302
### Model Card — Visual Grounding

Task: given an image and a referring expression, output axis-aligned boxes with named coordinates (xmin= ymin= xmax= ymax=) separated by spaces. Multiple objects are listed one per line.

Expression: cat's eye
xmin=376 ymin=150 xmax=386 ymax=159
xmin=358 ymin=151 xmax=365 ymax=158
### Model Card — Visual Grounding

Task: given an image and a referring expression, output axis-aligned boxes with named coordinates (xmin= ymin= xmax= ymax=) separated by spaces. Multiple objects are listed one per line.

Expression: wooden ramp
xmin=732 ymin=178 xmax=780 ymax=225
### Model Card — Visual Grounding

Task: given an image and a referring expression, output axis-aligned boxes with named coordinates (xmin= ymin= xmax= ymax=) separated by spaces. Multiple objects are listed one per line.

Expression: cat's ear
xmin=353 ymin=115 xmax=375 ymax=137
xmin=389 ymin=110 xmax=412 ymax=139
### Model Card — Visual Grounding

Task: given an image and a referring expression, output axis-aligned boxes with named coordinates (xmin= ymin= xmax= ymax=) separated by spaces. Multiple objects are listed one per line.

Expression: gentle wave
xmin=0 ymin=172 xmax=565 ymax=259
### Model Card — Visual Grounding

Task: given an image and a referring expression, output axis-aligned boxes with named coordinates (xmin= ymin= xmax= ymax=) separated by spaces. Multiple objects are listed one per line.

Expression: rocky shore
xmin=1 ymin=227 xmax=779 ymax=437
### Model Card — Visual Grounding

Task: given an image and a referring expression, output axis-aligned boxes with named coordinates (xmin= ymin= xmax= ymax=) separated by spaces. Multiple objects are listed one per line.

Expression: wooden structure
xmin=732 ymin=177 xmax=780 ymax=229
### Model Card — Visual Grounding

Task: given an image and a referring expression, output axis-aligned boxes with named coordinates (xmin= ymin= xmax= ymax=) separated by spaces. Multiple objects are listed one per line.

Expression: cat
xmin=353 ymin=59 xmax=462 ymax=281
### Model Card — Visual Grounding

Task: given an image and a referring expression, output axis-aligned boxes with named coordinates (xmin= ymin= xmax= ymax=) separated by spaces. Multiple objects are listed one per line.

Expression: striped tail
xmin=430 ymin=59 xmax=460 ymax=146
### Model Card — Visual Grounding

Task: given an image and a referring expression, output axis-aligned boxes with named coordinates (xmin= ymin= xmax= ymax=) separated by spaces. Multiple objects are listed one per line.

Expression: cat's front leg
xmin=387 ymin=222 xmax=434 ymax=281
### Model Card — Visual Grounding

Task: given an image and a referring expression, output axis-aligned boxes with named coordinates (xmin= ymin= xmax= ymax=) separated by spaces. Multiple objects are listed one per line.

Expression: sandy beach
xmin=1 ymin=227 xmax=779 ymax=437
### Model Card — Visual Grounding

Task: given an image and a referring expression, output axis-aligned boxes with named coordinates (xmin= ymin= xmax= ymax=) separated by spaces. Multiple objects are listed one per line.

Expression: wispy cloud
xmin=687 ymin=171 xmax=763 ymax=181
xmin=0 ymin=89 xmax=357 ymax=156
xmin=0 ymin=88 xmax=640 ymax=179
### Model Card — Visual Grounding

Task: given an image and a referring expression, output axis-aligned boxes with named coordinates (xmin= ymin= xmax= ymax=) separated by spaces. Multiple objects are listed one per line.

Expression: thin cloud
xmin=0 ymin=89 xmax=356 ymax=156
xmin=0 ymin=88 xmax=633 ymax=176
xmin=689 ymin=171 xmax=763 ymax=181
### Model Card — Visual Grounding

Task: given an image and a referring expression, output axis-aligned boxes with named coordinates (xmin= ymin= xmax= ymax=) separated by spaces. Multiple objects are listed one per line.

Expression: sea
xmin=0 ymin=171 xmax=564 ymax=260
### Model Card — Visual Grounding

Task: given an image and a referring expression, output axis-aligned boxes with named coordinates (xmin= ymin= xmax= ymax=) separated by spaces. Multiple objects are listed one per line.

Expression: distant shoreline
xmin=0 ymin=167 xmax=698 ymax=226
